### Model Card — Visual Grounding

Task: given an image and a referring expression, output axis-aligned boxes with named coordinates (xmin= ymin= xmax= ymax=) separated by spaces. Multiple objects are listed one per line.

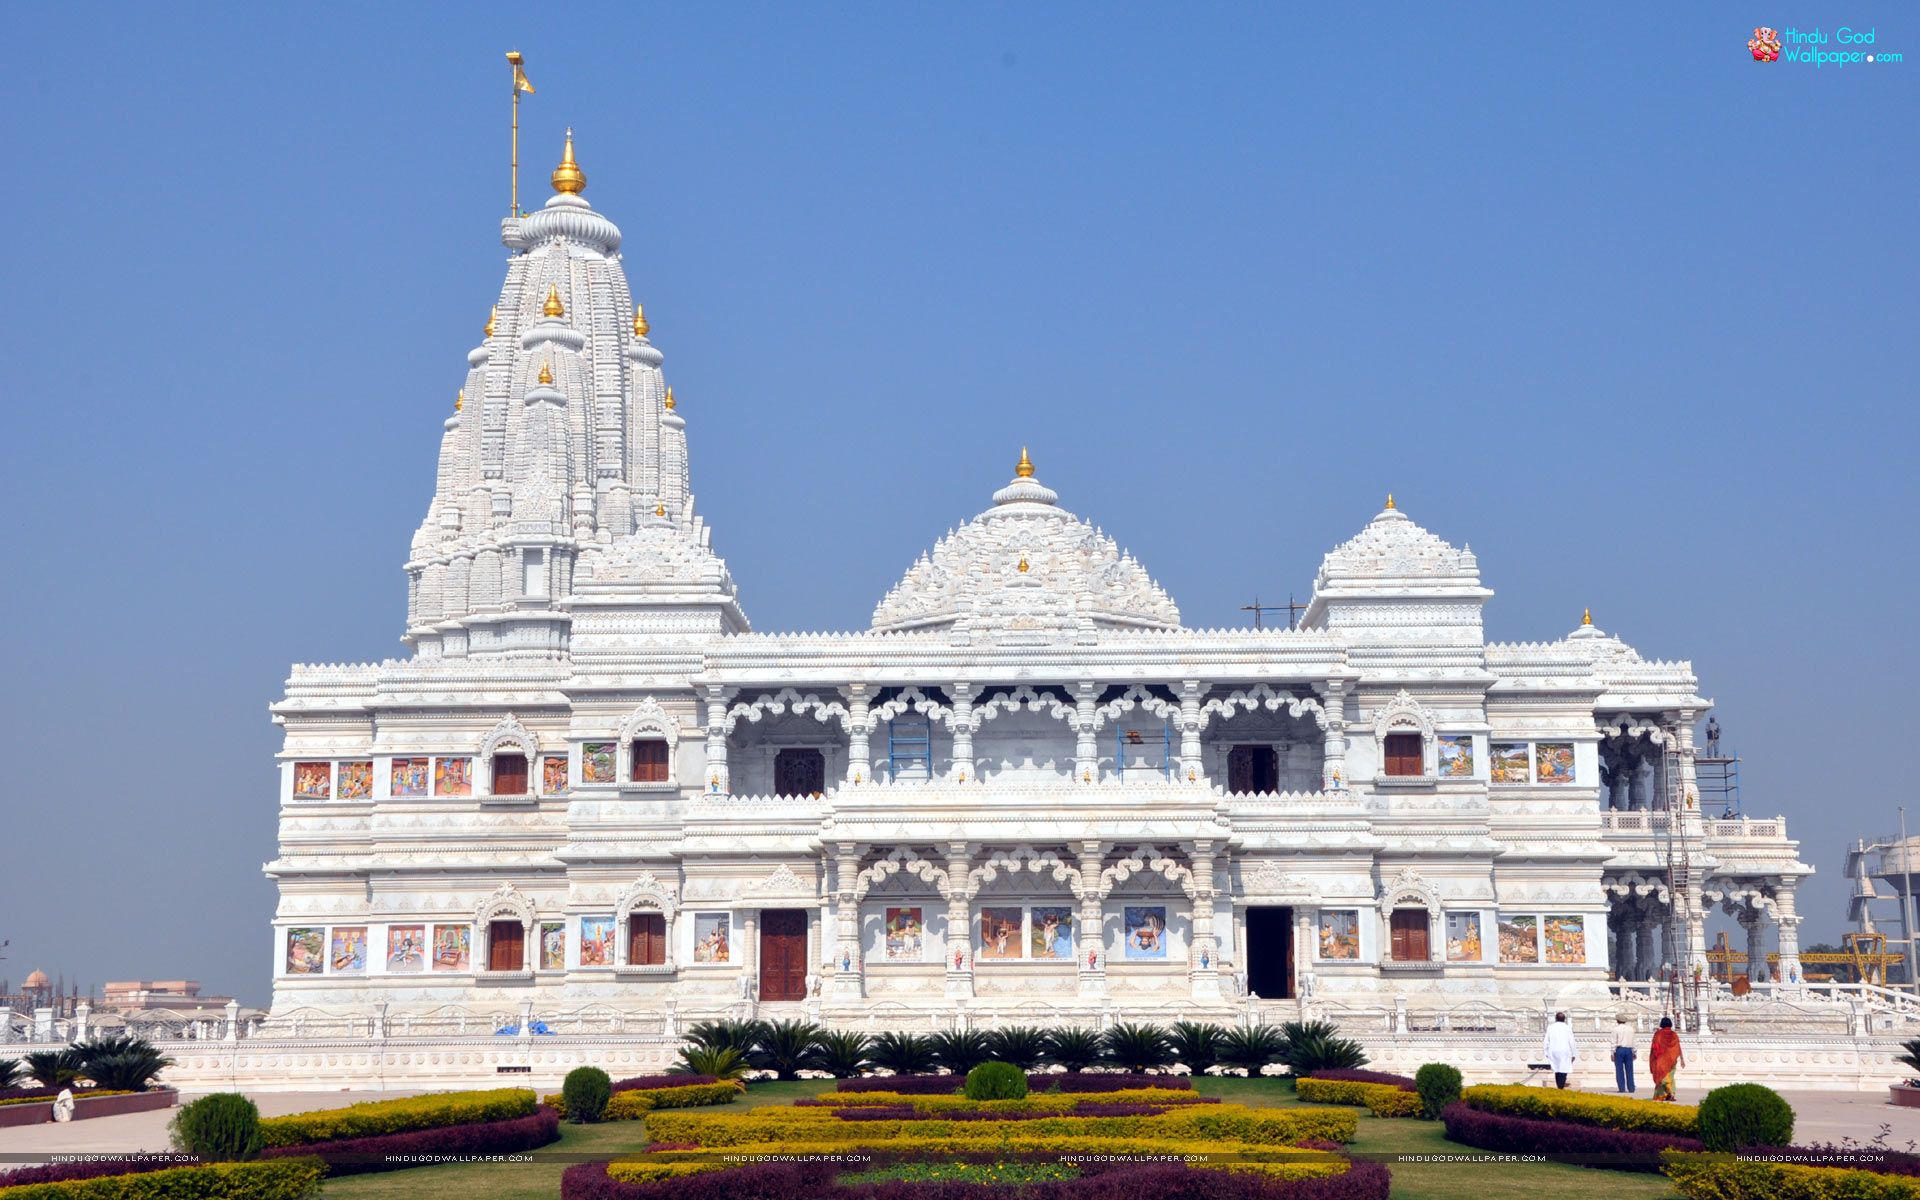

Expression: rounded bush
xmin=170 ymin=1092 xmax=263 ymax=1161
xmin=561 ymin=1066 xmax=613 ymax=1124
xmin=1697 ymin=1082 xmax=1794 ymax=1151
xmin=1414 ymin=1062 xmax=1463 ymax=1120
xmin=963 ymin=1061 xmax=1029 ymax=1101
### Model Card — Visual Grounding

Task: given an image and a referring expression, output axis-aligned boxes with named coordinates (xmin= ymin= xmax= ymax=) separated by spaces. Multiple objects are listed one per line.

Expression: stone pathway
xmin=0 ymin=1091 xmax=423 ymax=1162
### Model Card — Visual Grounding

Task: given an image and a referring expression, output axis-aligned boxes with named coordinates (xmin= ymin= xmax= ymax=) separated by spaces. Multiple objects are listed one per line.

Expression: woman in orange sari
xmin=1650 ymin=1016 xmax=1686 ymax=1101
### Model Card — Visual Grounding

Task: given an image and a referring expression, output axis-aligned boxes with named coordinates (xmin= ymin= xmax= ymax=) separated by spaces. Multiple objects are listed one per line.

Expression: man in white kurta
xmin=1543 ymin=1012 xmax=1578 ymax=1089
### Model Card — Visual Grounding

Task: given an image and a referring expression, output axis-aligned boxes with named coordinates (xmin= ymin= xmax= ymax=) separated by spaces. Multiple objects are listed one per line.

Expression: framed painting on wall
xmin=431 ymin=924 xmax=470 ymax=971
xmin=1535 ymin=743 xmax=1575 ymax=784
xmin=330 ymin=927 xmax=368 ymax=973
xmin=1123 ymin=906 xmax=1168 ymax=959
xmin=337 ymin=761 xmax=374 ymax=800
xmin=579 ymin=916 xmax=614 ymax=966
xmin=1490 ymin=744 xmax=1530 ymax=784
xmin=692 ymin=913 xmax=732 ymax=963
xmin=292 ymin=762 xmax=331 ymax=800
xmin=1318 ymin=910 xmax=1359 ymax=960
xmin=1445 ymin=912 xmax=1483 ymax=961
xmin=979 ymin=907 xmax=1023 ymax=959
xmin=285 ymin=927 xmax=323 ymax=974
xmin=884 ymin=907 xmax=924 ymax=961
xmin=539 ymin=921 xmax=566 ymax=970
xmin=386 ymin=925 xmax=425 ymax=972
xmin=1498 ymin=915 xmax=1540 ymax=963
xmin=1544 ymin=915 xmax=1585 ymax=963
xmin=1437 ymin=736 xmax=1474 ymax=778
xmin=582 ymin=743 xmax=616 ymax=783
xmin=541 ymin=755 xmax=569 ymax=795
xmin=1030 ymin=906 xmax=1074 ymax=960
xmin=390 ymin=758 xmax=429 ymax=798
xmin=434 ymin=757 xmax=473 ymax=797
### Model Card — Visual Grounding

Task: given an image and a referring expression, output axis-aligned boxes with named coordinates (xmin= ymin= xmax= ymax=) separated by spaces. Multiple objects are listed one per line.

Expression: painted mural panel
xmin=387 ymin=925 xmax=426 ymax=972
xmin=1124 ymin=906 xmax=1168 ymax=960
xmin=285 ymin=927 xmax=323 ymax=974
xmin=330 ymin=926 xmax=368 ymax=973
xmin=1437 ymin=736 xmax=1475 ymax=778
xmin=390 ymin=758 xmax=429 ymax=798
xmin=337 ymin=760 xmax=374 ymax=800
xmin=1499 ymin=915 xmax=1540 ymax=963
xmin=884 ymin=907 xmax=924 ymax=961
xmin=693 ymin=913 xmax=732 ymax=963
xmin=292 ymin=762 xmax=331 ymax=800
xmin=1535 ymin=743 xmax=1576 ymax=784
xmin=541 ymin=755 xmax=569 ymax=795
xmin=1318 ymin=910 xmax=1359 ymax=960
xmin=539 ymin=921 xmax=565 ymax=970
xmin=1544 ymin=915 xmax=1586 ymax=963
xmin=1030 ymin=906 xmax=1074 ymax=960
xmin=979 ymin=907 xmax=1023 ymax=959
xmin=434 ymin=757 xmax=473 ymax=797
xmin=1446 ymin=912 xmax=1484 ymax=961
xmin=1490 ymin=744 xmax=1530 ymax=784
xmin=579 ymin=917 xmax=615 ymax=966
xmin=583 ymin=743 xmax=616 ymax=783
xmin=431 ymin=924 xmax=470 ymax=971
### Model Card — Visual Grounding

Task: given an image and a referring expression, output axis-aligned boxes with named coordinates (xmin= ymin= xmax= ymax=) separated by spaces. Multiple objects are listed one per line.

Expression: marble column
xmin=1076 ymin=840 xmax=1108 ymax=997
xmin=739 ymin=910 xmax=759 ymax=1000
xmin=949 ymin=683 xmax=978 ymax=782
xmin=1318 ymin=680 xmax=1348 ymax=790
xmin=1074 ymin=683 xmax=1100 ymax=783
xmin=1742 ymin=906 xmax=1767 ymax=982
xmin=844 ymin=685 xmax=871 ymax=786
xmin=1189 ymin=840 xmax=1222 ymax=999
xmin=829 ymin=842 xmax=864 ymax=998
xmin=1178 ymin=680 xmax=1204 ymax=784
xmin=1776 ymin=884 xmax=1803 ymax=984
xmin=945 ymin=841 xmax=974 ymax=998
xmin=703 ymin=684 xmax=731 ymax=794
xmin=1675 ymin=710 xmax=1698 ymax=809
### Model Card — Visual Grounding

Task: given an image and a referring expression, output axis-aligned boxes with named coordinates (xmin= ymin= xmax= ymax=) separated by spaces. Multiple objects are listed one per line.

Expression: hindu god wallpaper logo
xmin=1750 ymin=26 xmax=1783 ymax=60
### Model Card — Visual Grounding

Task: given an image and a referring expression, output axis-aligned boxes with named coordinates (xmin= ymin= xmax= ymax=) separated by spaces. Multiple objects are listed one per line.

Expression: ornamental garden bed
xmin=837 ymin=1071 xmax=1194 ymax=1094
xmin=543 ymin=1079 xmax=742 ymax=1120
xmin=1664 ymin=1150 xmax=1920 ymax=1199
xmin=1295 ymin=1078 xmax=1422 ymax=1118
xmin=0 ymin=1087 xmax=176 ymax=1128
xmin=0 ymin=1158 xmax=325 ymax=1199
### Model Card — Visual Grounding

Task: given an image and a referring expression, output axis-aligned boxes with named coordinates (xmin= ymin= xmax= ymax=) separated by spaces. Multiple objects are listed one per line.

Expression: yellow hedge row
xmin=541 ymin=1081 xmax=743 ymax=1120
xmin=0 ymin=1091 xmax=135 ymax=1110
xmin=636 ymin=1137 xmax=1348 ymax=1179
xmin=1462 ymin=1084 xmax=1699 ymax=1135
xmin=1294 ymin=1079 xmax=1422 ymax=1118
xmin=810 ymin=1088 xmax=1205 ymax=1114
xmin=643 ymin=1102 xmax=1357 ymax=1148
xmin=258 ymin=1087 xmax=537 ymax=1147
xmin=604 ymin=1162 xmax=729 ymax=1184
xmin=0 ymin=1158 xmax=325 ymax=1199
xmin=1665 ymin=1153 xmax=1920 ymax=1200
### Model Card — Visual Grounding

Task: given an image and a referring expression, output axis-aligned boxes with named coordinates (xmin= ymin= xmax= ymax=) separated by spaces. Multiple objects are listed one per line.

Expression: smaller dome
xmin=23 ymin=969 xmax=49 ymax=988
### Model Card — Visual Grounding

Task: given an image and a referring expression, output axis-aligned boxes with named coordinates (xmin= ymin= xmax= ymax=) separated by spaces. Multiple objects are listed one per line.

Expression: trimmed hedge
xmin=611 ymin=1074 xmax=718 ymax=1092
xmin=964 ymin=1061 xmax=1028 ymax=1101
xmin=831 ymin=1103 xmax=1181 ymax=1121
xmin=0 ymin=1090 xmax=136 ymax=1109
xmin=803 ymin=1088 xmax=1218 ymax=1113
xmin=835 ymin=1071 xmax=1193 ymax=1095
xmin=259 ymin=1087 xmax=536 ymax=1147
xmin=1294 ymin=1079 xmax=1422 ymax=1118
xmin=1414 ymin=1064 xmax=1463 ymax=1120
xmin=0 ymin=1159 xmax=324 ymax=1200
xmin=261 ymin=1107 xmax=559 ymax=1177
xmin=1665 ymin=1152 xmax=1920 ymax=1199
xmin=1696 ymin=1083 xmax=1794 ymax=1151
xmin=1462 ymin=1084 xmax=1699 ymax=1135
xmin=1441 ymin=1102 xmax=1703 ymax=1173
xmin=1303 ymin=1070 xmax=1415 ymax=1090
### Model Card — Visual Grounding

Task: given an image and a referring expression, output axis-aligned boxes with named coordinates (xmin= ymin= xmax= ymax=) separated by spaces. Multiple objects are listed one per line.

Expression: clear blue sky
xmin=0 ymin=4 xmax=1911 ymax=1005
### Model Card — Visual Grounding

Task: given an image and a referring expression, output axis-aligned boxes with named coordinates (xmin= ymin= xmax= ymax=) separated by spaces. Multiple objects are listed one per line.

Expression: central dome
xmin=871 ymin=451 xmax=1180 ymax=640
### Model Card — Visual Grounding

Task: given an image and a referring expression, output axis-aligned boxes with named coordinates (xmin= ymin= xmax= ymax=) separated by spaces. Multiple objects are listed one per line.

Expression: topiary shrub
xmin=562 ymin=1066 xmax=613 ymax=1124
xmin=1415 ymin=1062 xmax=1463 ymax=1119
xmin=170 ymin=1092 xmax=264 ymax=1161
xmin=1696 ymin=1082 xmax=1794 ymax=1151
xmin=963 ymin=1061 xmax=1029 ymax=1101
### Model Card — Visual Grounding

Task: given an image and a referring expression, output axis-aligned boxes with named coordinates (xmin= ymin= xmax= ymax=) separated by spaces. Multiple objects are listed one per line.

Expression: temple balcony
xmin=1598 ymin=809 xmax=1792 ymax=845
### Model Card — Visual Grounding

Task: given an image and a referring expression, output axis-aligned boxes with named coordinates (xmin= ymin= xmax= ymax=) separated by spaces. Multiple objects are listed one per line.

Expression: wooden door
xmin=1383 ymin=733 xmax=1423 ymax=777
xmin=774 ymin=749 xmax=826 ymax=797
xmin=628 ymin=912 xmax=666 ymax=965
xmin=488 ymin=920 xmax=524 ymax=971
xmin=631 ymin=740 xmax=669 ymax=782
xmin=1229 ymin=745 xmax=1279 ymax=793
xmin=492 ymin=753 xmax=528 ymax=796
xmin=759 ymin=909 xmax=809 ymax=1000
xmin=1389 ymin=908 xmax=1430 ymax=961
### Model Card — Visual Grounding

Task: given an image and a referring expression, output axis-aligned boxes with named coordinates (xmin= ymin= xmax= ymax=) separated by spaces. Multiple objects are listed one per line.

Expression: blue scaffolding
xmin=888 ymin=713 xmax=933 ymax=782
xmin=1115 ymin=721 xmax=1174 ymax=781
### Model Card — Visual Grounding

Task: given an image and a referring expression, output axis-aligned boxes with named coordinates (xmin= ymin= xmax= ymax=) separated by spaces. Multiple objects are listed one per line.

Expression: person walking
xmin=1650 ymin=1015 xmax=1686 ymax=1101
xmin=1612 ymin=1013 xmax=1638 ymax=1093
xmin=1543 ymin=1011 xmax=1578 ymax=1089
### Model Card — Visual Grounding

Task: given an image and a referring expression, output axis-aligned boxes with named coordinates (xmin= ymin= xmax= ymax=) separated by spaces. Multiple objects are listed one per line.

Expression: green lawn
xmin=322 ymin=1075 xmax=1681 ymax=1200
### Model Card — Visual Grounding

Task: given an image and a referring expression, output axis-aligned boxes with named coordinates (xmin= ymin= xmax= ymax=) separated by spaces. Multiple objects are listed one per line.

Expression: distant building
xmin=1 ymin=969 xmax=88 ymax=1019
xmin=98 ymin=981 xmax=235 ymax=1015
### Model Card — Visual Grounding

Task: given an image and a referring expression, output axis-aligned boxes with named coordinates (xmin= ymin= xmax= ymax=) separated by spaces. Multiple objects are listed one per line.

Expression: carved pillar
xmin=1675 ymin=709 xmax=1698 ymax=809
xmin=949 ymin=683 xmax=978 ymax=782
xmin=1179 ymin=680 xmax=1204 ymax=783
xmin=1074 ymin=682 xmax=1100 ymax=783
xmin=1741 ymin=906 xmax=1766 ymax=982
xmin=1318 ymin=680 xmax=1347 ymax=790
xmin=1189 ymin=840 xmax=1222 ymax=999
xmin=944 ymin=841 xmax=974 ymax=998
xmin=1776 ymin=884 xmax=1802 ymax=985
xmin=844 ymin=685 xmax=871 ymax=785
xmin=703 ymin=684 xmax=731 ymax=795
xmin=830 ymin=842 xmax=863 ymax=998
xmin=1076 ymin=840 xmax=1108 ymax=997
xmin=739 ymin=909 xmax=759 ymax=1001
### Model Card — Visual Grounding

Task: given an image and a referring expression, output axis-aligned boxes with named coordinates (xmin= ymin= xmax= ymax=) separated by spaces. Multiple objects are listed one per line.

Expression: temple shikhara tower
xmin=266 ymin=137 xmax=1810 ymax=1031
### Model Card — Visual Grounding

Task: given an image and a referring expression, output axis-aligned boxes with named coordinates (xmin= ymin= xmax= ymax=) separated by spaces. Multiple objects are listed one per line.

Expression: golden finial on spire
xmin=484 ymin=305 xmax=497 ymax=338
xmin=454 ymin=388 xmax=464 ymax=412
xmin=551 ymin=127 xmax=586 ymax=195
xmin=1017 ymin=556 xmax=1030 ymax=574
xmin=542 ymin=284 xmax=564 ymax=318
xmin=632 ymin=304 xmax=649 ymax=337
xmin=1385 ymin=493 xmax=1395 ymax=510
xmin=1015 ymin=446 xmax=1035 ymax=479
xmin=664 ymin=386 xmax=676 ymax=411
xmin=655 ymin=503 xmax=667 ymax=517
xmin=1582 ymin=607 xmax=1593 ymax=626
xmin=538 ymin=360 xmax=553 ymax=385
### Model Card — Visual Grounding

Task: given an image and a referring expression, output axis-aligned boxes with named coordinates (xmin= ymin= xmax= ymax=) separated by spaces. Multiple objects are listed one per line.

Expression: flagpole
xmin=507 ymin=51 xmax=524 ymax=216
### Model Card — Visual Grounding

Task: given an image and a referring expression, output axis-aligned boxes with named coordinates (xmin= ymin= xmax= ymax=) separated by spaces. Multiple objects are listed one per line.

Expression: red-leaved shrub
xmin=1440 ymin=1102 xmax=1701 ymax=1173
xmin=262 ymin=1107 xmax=559 ymax=1176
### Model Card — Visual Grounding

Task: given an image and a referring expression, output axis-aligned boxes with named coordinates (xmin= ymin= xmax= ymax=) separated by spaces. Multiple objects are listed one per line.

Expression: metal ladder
xmin=1661 ymin=745 xmax=1699 ymax=1027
